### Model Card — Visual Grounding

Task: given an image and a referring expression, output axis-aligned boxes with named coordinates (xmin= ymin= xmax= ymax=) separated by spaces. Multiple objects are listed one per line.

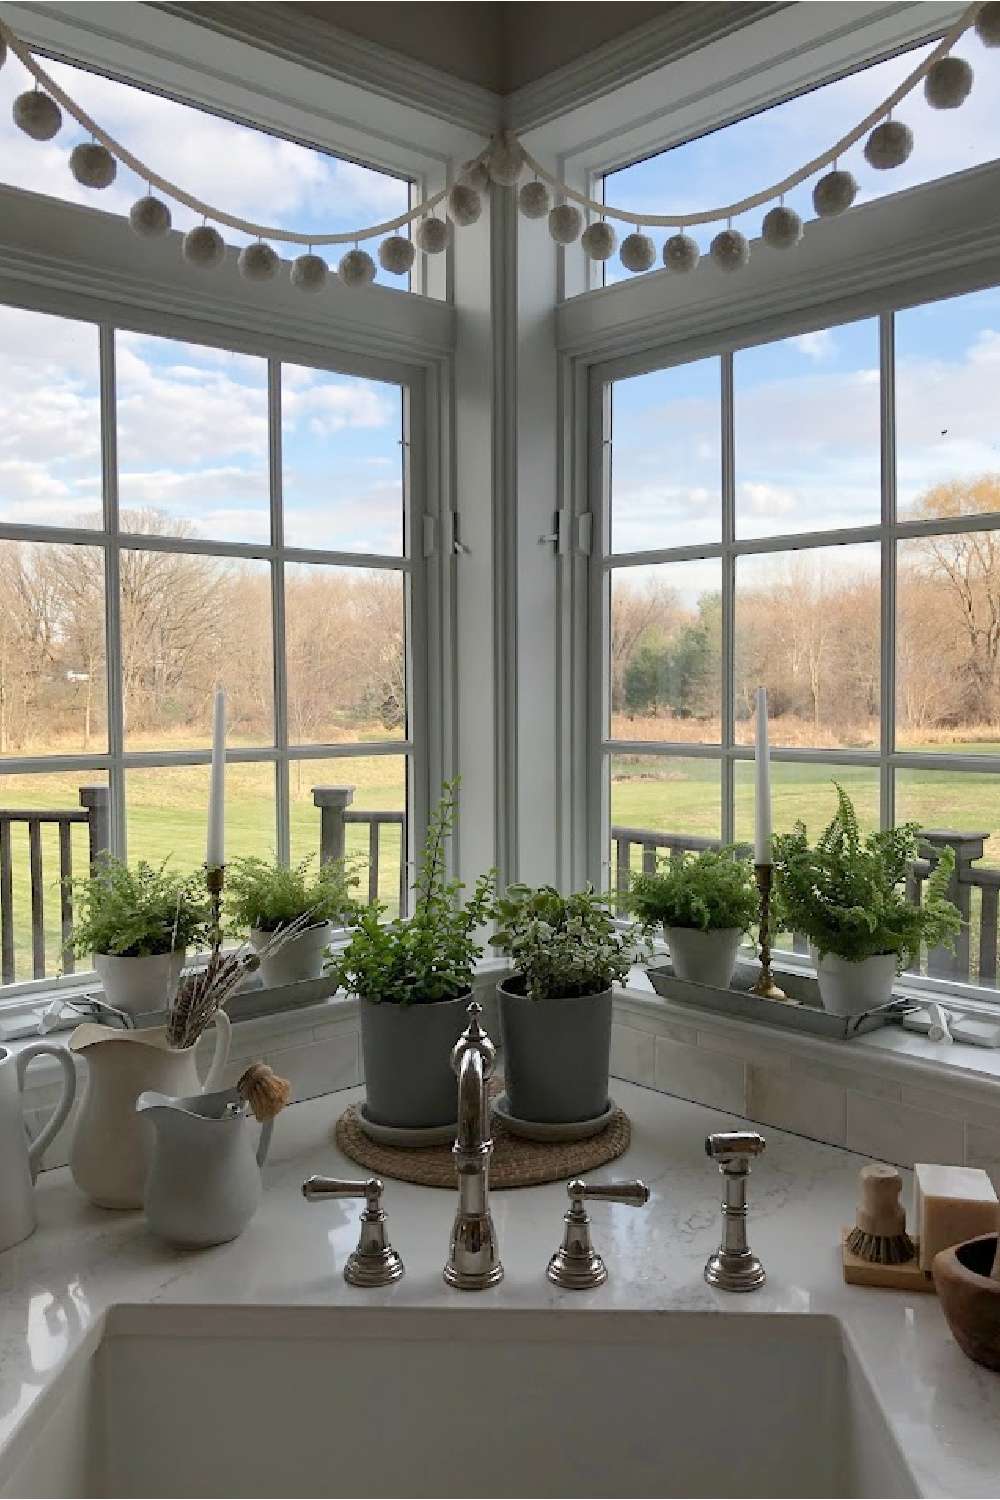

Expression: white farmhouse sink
xmin=0 ymin=1304 xmax=918 ymax=1499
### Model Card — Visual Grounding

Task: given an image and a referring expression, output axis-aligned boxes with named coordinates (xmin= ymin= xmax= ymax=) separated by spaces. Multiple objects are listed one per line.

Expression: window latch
xmin=539 ymin=510 xmax=568 ymax=554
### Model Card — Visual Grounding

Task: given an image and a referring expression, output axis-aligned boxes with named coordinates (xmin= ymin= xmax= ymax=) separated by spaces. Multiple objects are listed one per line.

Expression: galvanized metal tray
xmin=645 ymin=960 xmax=914 ymax=1039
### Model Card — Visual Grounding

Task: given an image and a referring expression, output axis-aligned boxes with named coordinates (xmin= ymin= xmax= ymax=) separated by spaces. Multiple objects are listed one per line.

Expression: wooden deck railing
xmin=313 ymin=786 xmax=407 ymax=915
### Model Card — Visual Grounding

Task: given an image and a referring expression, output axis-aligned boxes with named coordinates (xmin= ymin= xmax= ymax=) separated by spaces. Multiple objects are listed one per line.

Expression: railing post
xmin=79 ymin=785 xmax=110 ymax=870
xmin=919 ymin=830 xmax=986 ymax=980
xmin=312 ymin=786 xmax=355 ymax=866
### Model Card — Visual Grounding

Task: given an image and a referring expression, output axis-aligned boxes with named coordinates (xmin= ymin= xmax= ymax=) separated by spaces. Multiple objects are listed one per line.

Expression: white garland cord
xmin=0 ymin=0 xmax=984 ymax=243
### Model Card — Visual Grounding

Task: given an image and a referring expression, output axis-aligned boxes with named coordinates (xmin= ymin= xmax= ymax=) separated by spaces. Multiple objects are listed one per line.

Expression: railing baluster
xmin=368 ymin=822 xmax=379 ymax=907
xmin=28 ymin=819 xmax=44 ymax=980
xmin=615 ymin=837 xmax=631 ymax=915
xmin=0 ymin=819 xmax=13 ymax=985
xmin=398 ymin=825 xmax=407 ymax=919
xmin=979 ymin=885 xmax=998 ymax=987
xmin=642 ymin=842 xmax=657 ymax=876
xmin=59 ymin=818 xmax=74 ymax=976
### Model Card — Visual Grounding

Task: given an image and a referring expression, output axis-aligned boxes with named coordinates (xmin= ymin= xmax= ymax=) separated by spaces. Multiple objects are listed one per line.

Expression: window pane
xmin=897 ymin=531 xmax=1000 ymax=748
xmin=735 ymin=761 xmax=880 ymax=847
xmin=0 ymin=540 xmax=107 ymax=756
xmin=290 ymin=755 xmax=407 ymax=916
xmin=116 ymin=335 xmax=270 ymax=544
xmin=0 ymin=770 xmax=108 ymax=984
xmin=126 ymin=762 xmax=276 ymax=871
xmin=282 ymin=367 xmax=404 ymax=555
xmin=610 ymin=561 xmax=721 ymax=742
xmin=121 ymin=553 xmax=272 ymax=750
xmin=610 ymin=360 xmax=721 ymax=553
xmin=735 ymin=544 xmax=880 ymax=749
xmin=896 ymin=287 xmax=1000 ymax=519
xmin=734 ymin=321 xmax=880 ymax=538
xmin=286 ymin=566 xmax=405 ymax=744
xmin=0 ymin=305 xmax=101 ymax=528
xmin=609 ymin=753 xmax=721 ymax=900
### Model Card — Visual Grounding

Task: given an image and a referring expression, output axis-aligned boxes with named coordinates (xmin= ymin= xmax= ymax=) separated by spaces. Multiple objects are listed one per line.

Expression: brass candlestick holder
xmin=752 ymin=862 xmax=787 ymax=1001
xmin=205 ymin=863 xmax=225 ymax=959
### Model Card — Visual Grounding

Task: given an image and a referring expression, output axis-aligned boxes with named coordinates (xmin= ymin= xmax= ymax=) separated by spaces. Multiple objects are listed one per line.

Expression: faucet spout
xmin=444 ymin=1001 xmax=503 ymax=1291
xmin=454 ymin=1004 xmax=494 ymax=1150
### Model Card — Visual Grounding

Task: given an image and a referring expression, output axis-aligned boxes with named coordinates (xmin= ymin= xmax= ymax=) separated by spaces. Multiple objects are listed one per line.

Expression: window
xmin=0 ymin=304 xmax=415 ymax=987
xmin=598 ymin=282 xmax=1000 ymax=994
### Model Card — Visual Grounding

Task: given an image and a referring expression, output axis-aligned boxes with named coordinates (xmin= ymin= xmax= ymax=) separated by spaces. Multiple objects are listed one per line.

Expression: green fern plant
xmin=225 ymin=854 xmax=359 ymax=934
xmin=628 ymin=847 xmax=758 ymax=934
xmin=771 ymin=784 xmax=961 ymax=969
xmin=68 ymin=855 xmax=210 ymax=959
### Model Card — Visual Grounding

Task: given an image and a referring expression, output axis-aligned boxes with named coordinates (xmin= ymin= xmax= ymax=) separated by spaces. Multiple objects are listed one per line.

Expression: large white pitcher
xmin=69 ymin=1015 xmax=231 ymax=1210
xmin=0 ymin=1042 xmax=77 ymax=1253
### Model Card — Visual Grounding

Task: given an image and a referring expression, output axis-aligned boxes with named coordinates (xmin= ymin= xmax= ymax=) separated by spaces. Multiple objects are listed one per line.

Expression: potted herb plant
xmin=226 ymin=854 xmax=359 ymax=987
xmin=68 ymin=855 xmax=210 ymax=1020
xmin=489 ymin=885 xmax=636 ymax=1125
xmin=772 ymin=784 xmax=962 ymax=1016
xmin=629 ymin=846 xmax=758 ymax=989
xmin=329 ymin=781 xmax=495 ymax=1131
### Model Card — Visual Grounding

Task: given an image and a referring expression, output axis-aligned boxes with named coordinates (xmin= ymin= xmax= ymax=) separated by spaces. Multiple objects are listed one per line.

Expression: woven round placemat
xmin=334 ymin=1103 xmax=631 ymax=1190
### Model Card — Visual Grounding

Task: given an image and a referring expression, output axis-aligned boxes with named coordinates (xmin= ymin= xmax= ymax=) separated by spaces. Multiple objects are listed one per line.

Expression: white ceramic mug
xmin=0 ymin=1042 xmax=77 ymax=1252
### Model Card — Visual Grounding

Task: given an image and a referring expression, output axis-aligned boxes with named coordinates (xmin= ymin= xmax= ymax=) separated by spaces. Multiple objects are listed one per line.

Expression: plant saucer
xmin=492 ymin=1092 xmax=617 ymax=1143
xmin=356 ymin=1101 xmax=457 ymax=1148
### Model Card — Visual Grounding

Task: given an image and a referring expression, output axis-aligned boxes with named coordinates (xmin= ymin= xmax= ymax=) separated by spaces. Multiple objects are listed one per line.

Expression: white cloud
xmin=740 ymin=481 xmax=798 ymax=517
xmin=792 ymin=330 xmax=835 ymax=361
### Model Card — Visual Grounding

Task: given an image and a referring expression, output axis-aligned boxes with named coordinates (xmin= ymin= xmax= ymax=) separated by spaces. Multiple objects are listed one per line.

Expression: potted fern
xmin=68 ymin=855 xmax=210 ymax=1020
xmin=772 ymin=785 xmax=962 ymax=1016
xmin=328 ymin=781 xmax=495 ymax=1131
xmin=629 ymin=847 xmax=758 ymax=989
xmin=489 ymin=885 xmax=636 ymax=1125
xmin=226 ymin=854 xmax=359 ymax=987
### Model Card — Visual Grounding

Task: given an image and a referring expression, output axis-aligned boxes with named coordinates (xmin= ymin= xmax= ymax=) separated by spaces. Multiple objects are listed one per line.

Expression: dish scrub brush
xmin=847 ymin=1163 xmax=916 ymax=1264
xmin=236 ymin=1062 xmax=292 ymax=1122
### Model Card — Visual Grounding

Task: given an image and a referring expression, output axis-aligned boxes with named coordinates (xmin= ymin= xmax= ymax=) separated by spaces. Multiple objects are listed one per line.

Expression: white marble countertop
xmin=1 ymin=1080 xmax=998 ymax=1498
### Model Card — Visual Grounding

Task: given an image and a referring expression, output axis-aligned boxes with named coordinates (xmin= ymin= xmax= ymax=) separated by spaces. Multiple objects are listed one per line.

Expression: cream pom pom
xmin=519 ymin=180 xmax=550 ymax=219
xmin=338 ymin=248 xmax=376 ymax=287
xmin=548 ymin=203 xmax=583 ymax=244
xmin=581 ymin=221 xmax=617 ymax=260
xmin=414 ymin=216 xmax=451 ymax=254
xmin=761 ymin=205 xmax=803 ymax=250
xmin=70 ymin=142 xmax=116 ymax=189
xmin=129 ymin=194 xmax=171 ymax=238
xmin=379 ymin=236 xmax=415 ymax=275
xmin=447 ymin=184 xmax=482 ymax=226
xmin=457 ymin=158 xmax=489 ymax=192
xmin=182 ymin=224 xmax=226 ymax=270
xmin=864 ymin=119 xmax=913 ymax=170
xmin=488 ymin=130 xmax=525 ymax=186
xmin=663 ymin=233 xmax=700 ymax=272
xmin=238 ymin=242 xmax=279 ymax=281
xmin=812 ymin=169 xmax=857 ymax=217
xmin=975 ymin=3 xmax=1000 ymax=46
xmin=710 ymin=229 xmax=750 ymax=272
xmin=13 ymin=90 xmax=61 ymax=141
xmin=924 ymin=55 xmax=973 ymax=108
xmin=290 ymin=253 xmax=328 ymax=292
xmin=620 ymin=232 xmax=656 ymax=273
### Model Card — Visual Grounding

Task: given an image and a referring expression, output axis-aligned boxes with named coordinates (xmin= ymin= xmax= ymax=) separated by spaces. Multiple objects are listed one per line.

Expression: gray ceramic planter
xmin=497 ymin=978 xmax=613 ymax=1124
xmin=359 ymin=990 xmax=472 ymax=1129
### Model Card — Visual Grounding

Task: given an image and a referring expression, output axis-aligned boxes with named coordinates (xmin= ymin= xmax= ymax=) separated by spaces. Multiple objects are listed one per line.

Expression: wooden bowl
xmin=933 ymin=1233 xmax=1000 ymax=1372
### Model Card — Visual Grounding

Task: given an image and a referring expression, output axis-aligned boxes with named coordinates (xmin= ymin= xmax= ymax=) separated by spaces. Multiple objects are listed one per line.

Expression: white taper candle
xmin=754 ymin=685 xmax=772 ymax=865
xmin=207 ymin=687 xmax=226 ymax=869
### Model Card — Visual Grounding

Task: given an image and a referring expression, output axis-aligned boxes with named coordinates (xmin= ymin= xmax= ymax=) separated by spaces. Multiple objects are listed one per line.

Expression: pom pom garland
xmin=924 ymin=55 xmax=973 ymax=108
xmin=488 ymin=130 xmax=525 ymax=186
xmin=812 ymin=169 xmax=858 ymax=217
xmin=70 ymin=141 xmax=116 ymax=189
xmin=518 ymin=180 xmax=550 ymax=219
xmin=864 ymin=119 xmax=913 ymax=170
xmin=414 ymin=216 xmax=451 ymax=254
xmin=338 ymin=247 xmax=376 ymax=287
xmin=13 ymin=89 xmax=61 ymax=141
xmin=619 ymin=232 xmax=656 ymax=273
xmin=457 ymin=158 xmax=489 ymax=192
xmin=447 ymin=183 xmax=482 ymax=226
xmin=182 ymin=224 xmax=226 ymax=270
xmin=581 ymin=220 xmax=617 ymax=261
xmin=761 ymin=204 xmax=803 ymax=250
xmin=290 ymin=253 xmax=328 ymax=291
xmin=975 ymin=3 xmax=1000 ymax=45
xmin=710 ymin=228 xmax=750 ymax=272
xmin=238 ymin=241 xmax=280 ymax=281
xmin=548 ymin=203 xmax=583 ymax=244
xmin=663 ymin=233 xmax=700 ymax=272
xmin=378 ymin=235 xmax=416 ymax=275
xmin=129 ymin=195 xmax=172 ymax=238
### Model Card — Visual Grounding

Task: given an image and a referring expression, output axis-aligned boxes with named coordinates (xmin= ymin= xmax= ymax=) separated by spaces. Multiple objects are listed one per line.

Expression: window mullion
xmin=99 ymin=325 xmax=125 ymax=860
xmin=721 ymin=351 xmax=736 ymax=846
xmin=269 ymin=358 xmax=289 ymax=865
xmin=880 ymin=310 xmax=896 ymax=833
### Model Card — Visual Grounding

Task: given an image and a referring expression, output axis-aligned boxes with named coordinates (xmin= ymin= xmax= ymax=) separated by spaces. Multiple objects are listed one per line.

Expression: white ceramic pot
xmin=665 ymin=927 xmax=743 ymax=989
xmin=93 ymin=950 xmax=186 ymax=1021
xmin=813 ymin=950 xmax=897 ymax=1016
xmin=250 ymin=922 xmax=332 ymax=987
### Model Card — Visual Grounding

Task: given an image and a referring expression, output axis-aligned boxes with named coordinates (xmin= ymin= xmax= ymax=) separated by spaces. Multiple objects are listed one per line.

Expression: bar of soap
xmin=913 ymin=1164 xmax=999 ymax=1271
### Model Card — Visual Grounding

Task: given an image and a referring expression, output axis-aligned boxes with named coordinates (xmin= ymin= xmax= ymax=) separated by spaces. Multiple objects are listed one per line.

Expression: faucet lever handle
xmin=548 ymin=1177 xmax=650 ymax=1290
xmin=568 ymin=1177 xmax=650 ymax=1211
xmin=302 ymin=1175 xmax=404 ymax=1288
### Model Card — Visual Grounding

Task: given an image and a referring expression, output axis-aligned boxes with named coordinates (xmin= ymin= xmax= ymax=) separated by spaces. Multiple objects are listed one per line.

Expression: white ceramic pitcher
xmin=69 ymin=1014 xmax=231 ymax=1210
xmin=0 ymin=1041 xmax=77 ymax=1253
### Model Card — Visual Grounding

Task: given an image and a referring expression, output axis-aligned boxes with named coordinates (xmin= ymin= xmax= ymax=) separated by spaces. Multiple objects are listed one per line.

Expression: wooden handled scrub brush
xmin=842 ymin=1163 xmax=933 ymax=1291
